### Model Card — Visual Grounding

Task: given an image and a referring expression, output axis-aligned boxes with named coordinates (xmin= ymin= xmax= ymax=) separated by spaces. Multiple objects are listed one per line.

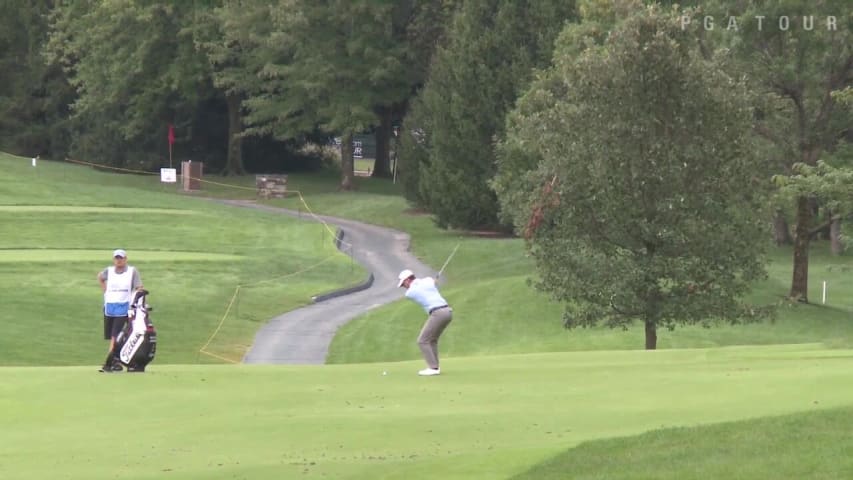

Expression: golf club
xmin=437 ymin=242 xmax=461 ymax=279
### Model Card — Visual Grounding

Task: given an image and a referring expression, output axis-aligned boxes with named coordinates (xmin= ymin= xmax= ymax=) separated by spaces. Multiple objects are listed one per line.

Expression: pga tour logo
xmin=681 ymin=15 xmax=839 ymax=31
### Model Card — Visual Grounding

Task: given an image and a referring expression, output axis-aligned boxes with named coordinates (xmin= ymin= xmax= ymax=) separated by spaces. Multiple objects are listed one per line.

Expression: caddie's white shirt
xmin=404 ymin=277 xmax=448 ymax=313
xmin=104 ymin=266 xmax=136 ymax=316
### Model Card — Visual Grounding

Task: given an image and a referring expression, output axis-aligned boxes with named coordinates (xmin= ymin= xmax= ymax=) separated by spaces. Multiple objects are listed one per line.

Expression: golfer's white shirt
xmin=405 ymin=277 xmax=448 ymax=313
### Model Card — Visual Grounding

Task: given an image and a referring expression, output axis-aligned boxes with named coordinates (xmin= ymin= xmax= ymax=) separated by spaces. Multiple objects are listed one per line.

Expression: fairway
xmin=2 ymin=344 xmax=853 ymax=480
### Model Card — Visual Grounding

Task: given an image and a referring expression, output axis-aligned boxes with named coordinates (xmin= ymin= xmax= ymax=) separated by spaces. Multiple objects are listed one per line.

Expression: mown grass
xmin=3 ymin=344 xmax=853 ymax=480
xmin=0 ymin=153 xmax=363 ymax=365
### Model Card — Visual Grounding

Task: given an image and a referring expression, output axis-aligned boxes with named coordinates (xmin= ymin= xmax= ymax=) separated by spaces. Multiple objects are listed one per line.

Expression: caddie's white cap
xmin=113 ymin=249 xmax=127 ymax=258
xmin=397 ymin=269 xmax=414 ymax=287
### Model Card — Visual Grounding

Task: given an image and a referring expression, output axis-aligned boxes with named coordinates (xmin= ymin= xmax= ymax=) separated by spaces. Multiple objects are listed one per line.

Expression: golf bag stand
xmin=113 ymin=289 xmax=157 ymax=372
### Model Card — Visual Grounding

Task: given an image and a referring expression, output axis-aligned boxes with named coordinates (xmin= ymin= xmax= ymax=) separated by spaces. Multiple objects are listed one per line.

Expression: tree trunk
xmin=830 ymin=215 xmax=843 ymax=255
xmin=772 ymin=209 xmax=793 ymax=246
xmin=372 ymin=108 xmax=393 ymax=178
xmin=340 ymin=132 xmax=355 ymax=191
xmin=790 ymin=196 xmax=812 ymax=302
xmin=225 ymin=92 xmax=244 ymax=176
xmin=644 ymin=321 xmax=657 ymax=350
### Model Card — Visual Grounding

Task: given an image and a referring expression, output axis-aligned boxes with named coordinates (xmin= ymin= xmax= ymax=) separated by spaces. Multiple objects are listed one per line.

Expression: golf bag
xmin=113 ymin=289 xmax=157 ymax=372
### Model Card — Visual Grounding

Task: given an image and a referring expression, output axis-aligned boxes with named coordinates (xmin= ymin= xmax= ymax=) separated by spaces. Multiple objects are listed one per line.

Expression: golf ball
xmin=382 ymin=371 xmax=387 ymax=376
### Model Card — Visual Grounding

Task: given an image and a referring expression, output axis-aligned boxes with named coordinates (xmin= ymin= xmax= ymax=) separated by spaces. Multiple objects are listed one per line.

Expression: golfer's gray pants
xmin=417 ymin=307 xmax=452 ymax=369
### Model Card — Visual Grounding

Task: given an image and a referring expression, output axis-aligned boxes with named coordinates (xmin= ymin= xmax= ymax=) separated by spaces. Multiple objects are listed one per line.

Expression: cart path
xmin=214 ymin=199 xmax=433 ymax=364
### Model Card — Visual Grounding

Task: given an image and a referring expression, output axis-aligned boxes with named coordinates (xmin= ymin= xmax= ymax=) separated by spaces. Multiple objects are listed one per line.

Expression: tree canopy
xmin=693 ymin=0 xmax=853 ymax=301
xmin=45 ymin=1 xmax=215 ymax=168
xmin=494 ymin=5 xmax=774 ymax=349
xmin=401 ymin=0 xmax=576 ymax=229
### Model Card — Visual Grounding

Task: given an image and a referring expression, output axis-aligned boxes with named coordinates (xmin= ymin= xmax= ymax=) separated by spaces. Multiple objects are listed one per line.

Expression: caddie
xmin=97 ymin=249 xmax=143 ymax=372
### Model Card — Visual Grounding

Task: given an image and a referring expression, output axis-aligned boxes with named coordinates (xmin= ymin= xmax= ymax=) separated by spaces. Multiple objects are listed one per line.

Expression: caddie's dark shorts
xmin=103 ymin=316 xmax=128 ymax=340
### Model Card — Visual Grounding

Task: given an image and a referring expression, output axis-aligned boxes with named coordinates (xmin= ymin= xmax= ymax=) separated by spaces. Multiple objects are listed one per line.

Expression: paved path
xmin=214 ymin=200 xmax=433 ymax=364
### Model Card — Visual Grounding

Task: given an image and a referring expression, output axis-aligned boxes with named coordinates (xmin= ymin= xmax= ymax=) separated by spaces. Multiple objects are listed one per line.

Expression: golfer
xmin=398 ymin=269 xmax=452 ymax=376
xmin=97 ymin=249 xmax=143 ymax=372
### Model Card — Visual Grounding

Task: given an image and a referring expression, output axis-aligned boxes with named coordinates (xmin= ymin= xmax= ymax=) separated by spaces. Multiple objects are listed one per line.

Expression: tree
xmin=45 ymin=1 xmax=247 ymax=172
xmin=241 ymin=0 xmax=419 ymax=190
xmin=240 ymin=0 xmax=457 ymax=187
xmin=776 ymin=157 xmax=853 ymax=255
xmin=191 ymin=0 xmax=281 ymax=175
xmin=371 ymin=0 xmax=456 ymax=180
xmin=488 ymin=0 xmax=639 ymax=218
xmin=406 ymin=0 xmax=576 ymax=229
xmin=711 ymin=1 xmax=853 ymax=301
xmin=398 ymin=95 xmax=431 ymax=206
xmin=494 ymin=5 xmax=772 ymax=349
xmin=827 ymin=87 xmax=853 ymax=253
xmin=0 ymin=0 xmax=73 ymax=157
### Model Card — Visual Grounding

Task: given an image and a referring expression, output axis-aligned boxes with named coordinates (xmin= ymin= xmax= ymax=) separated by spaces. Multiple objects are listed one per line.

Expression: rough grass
xmin=0 ymin=152 xmax=363 ymax=365
xmin=8 ymin=153 xmax=849 ymax=364
xmin=257 ymin=180 xmax=853 ymax=362
xmin=138 ymin=165 xmax=853 ymax=362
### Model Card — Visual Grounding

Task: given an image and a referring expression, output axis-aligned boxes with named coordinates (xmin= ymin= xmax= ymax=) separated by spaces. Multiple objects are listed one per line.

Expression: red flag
xmin=168 ymin=124 xmax=175 ymax=146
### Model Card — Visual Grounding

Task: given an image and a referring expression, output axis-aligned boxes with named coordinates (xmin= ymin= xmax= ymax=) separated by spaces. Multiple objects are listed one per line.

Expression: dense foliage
xmin=495 ymin=5 xmax=774 ymax=348
xmin=0 ymin=0 xmax=849 ymax=318
xmin=400 ymin=0 xmax=576 ymax=228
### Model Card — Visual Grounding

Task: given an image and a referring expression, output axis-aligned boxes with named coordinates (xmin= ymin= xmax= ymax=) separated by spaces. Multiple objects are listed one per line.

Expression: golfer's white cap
xmin=397 ymin=269 xmax=414 ymax=287
xmin=113 ymin=249 xmax=127 ymax=258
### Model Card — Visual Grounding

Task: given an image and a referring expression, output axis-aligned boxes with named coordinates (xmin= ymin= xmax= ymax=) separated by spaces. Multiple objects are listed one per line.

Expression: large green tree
xmin=241 ymin=0 xmax=445 ymax=189
xmin=0 ymin=0 xmax=73 ymax=157
xmin=494 ymin=5 xmax=772 ymax=349
xmin=404 ymin=0 xmax=576 ymax=229
xmin=191 ymin=0 xmax=283 ymax=175
xmin=486 ymin=0 xmax=638 ymax=207
xmin=45 ymin=1 xmax=248 ymax=172
xmin=695 ymin=1 xmax=852 ymax=302
xmin=371 ymin=0 xmax=456 ymax=180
